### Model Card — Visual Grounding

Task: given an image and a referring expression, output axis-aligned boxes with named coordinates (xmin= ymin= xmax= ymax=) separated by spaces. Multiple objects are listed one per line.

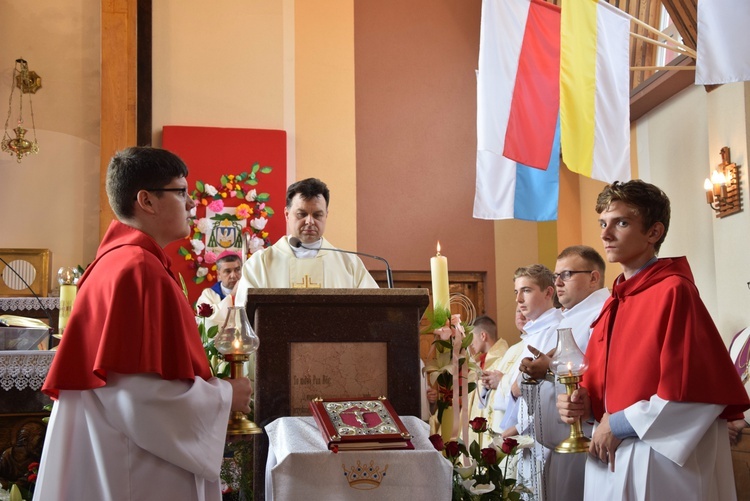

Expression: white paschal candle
xmin=430 ymin=242 xmax=450 ymax=311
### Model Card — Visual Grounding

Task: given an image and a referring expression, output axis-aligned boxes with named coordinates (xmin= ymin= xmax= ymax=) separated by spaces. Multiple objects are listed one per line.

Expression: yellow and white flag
xmin=560 ymin=0 xmax=630 ymax=183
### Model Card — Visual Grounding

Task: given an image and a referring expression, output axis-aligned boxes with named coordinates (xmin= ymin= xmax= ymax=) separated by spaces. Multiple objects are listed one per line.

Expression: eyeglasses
xmin=146 ymin=187 xmax=188 ymax=197
xmin=553 ymin=270 xmax=593 ymax=282
xmin=133 ymin=188 xmax=189 ymax=201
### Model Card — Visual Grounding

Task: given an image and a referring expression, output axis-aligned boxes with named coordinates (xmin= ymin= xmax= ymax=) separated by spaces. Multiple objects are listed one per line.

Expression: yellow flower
xmin=221 ymin=192 xmax=227 ymax=198
xmin=261 ymin=231 xmax=268 ymax=238
xmin=184 ymin=254 xmax=193 ymax=261
xmin=228 ymin=174 xmax=235 ymax=180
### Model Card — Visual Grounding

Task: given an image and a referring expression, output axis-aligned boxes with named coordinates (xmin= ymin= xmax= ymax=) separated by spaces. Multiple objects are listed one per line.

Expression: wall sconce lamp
xmin=704 ymin=147 xmax=742 ymax=218
xmin=1 ymin=58 xmax=41 ymax=163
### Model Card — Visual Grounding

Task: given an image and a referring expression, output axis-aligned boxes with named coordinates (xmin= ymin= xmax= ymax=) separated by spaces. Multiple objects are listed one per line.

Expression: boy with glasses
xmin=35 ymin=147 xmax=252 ymax=501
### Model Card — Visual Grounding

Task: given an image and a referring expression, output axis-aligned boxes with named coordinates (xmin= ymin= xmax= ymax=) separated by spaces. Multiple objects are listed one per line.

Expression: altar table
xmin=265 ymin=415 xmax=451 ymax=501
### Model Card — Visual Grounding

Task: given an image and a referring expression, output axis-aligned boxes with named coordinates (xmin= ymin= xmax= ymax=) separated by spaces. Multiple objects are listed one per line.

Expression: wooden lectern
xmin=244 ymin=288 xmax=429 ymax=501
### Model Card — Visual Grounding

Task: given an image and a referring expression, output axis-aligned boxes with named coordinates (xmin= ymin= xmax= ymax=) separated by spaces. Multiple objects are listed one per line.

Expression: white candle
xmin=430 ymin=241 xmax=450 ymax=312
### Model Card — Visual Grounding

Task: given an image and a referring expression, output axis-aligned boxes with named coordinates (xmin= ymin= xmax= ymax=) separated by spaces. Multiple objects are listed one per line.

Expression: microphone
xmin=288 ymin=237 xmax=394 ymax=288
xmin=0 ymin=256 xmax=55 ymax=336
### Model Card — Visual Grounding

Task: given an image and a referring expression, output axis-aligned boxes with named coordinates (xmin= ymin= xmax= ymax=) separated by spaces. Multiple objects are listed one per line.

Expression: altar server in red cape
xmin=33 ymin=147 xmax=253 ymax=501
xmin=557 ymin=180 xmax=749 ymax=501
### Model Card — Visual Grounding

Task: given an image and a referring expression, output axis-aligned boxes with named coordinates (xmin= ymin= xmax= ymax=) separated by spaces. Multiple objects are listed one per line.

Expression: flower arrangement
xmin=196 ymin=303 xmax=230 ymax=378
xmin=422 ymin=309 xmax=478 ymax=438
xmin=429 ymin=420 xmax=527 ymax=501
xmin=178 ymin=164 xmax=275 ymax=285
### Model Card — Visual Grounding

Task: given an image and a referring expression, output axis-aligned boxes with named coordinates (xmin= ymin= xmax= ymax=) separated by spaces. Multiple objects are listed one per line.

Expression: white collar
xmin=290 ymin=236 xmax=322 ymax=259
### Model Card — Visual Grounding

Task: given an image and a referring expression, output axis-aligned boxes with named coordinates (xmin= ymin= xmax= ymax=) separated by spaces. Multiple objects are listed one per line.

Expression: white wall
xmin=0 ymin=0 xmax=100 ymax=294
xmin=635 ymin=82 xmax=750 ymax=342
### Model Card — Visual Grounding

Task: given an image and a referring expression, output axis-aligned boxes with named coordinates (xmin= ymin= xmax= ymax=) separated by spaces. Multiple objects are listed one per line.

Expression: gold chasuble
xmin=235 ymin=236 xmax=378 ymax=305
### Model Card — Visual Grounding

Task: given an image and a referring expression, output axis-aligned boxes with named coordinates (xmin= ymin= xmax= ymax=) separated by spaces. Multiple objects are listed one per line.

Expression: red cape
xmin=583 ymin=257 xmax=749 ymax=421
xmin=43 ymin=221 xmax=211 ymax=399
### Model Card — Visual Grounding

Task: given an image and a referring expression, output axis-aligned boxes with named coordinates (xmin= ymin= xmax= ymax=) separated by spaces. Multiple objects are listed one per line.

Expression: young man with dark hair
xmin=558 ymin=180 xmax=749 ymax=500
xmin=235 ymin=177 xmax=377 ymax=302
xmin=34 ymin=147 xmax=252 ymax=501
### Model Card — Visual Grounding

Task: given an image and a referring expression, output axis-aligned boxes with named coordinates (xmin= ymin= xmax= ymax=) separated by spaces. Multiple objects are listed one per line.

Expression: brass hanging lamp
xmin=1 ymin=58 xmax=41 ymax=163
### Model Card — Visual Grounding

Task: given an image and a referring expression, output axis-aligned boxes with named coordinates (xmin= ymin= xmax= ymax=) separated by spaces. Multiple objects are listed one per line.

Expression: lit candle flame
xmin=436 ymin=241 xmax=441 ymax=256
xmin=567 ymin=361 xmax=573 ymax=376
xmin=233 ymin=338 xmax=241 ymax=352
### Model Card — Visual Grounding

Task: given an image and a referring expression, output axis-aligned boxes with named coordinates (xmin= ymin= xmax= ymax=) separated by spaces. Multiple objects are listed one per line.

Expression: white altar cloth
xmin=265 ymin=415 xmax=452 ymax=501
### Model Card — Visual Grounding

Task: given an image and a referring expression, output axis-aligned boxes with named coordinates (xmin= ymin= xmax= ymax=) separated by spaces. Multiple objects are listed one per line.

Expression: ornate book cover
xmin=309 ymin=397 xmax=414 ymax=452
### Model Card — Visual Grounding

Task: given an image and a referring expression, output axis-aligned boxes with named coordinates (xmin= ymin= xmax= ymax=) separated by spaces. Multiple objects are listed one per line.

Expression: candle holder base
xmin=224 ymin=353 xmax=263 ymax=436
xmin=227 ymin=411 xmax=263 ymax=436
xmin=554 ymin=435 xmax=591 ymax=454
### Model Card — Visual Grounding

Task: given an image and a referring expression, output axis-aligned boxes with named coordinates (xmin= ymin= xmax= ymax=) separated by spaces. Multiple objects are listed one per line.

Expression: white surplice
xmin=33 ymin=373 xmax=232 ymax=501
xmin=584 ymin=397 xmax=735 ymax=501
xmin=235 ymin=236 xmax=378 ymax=306
xmin=538 ymin=288 xmax=609 ymax=501
xmin=513 ymin=307 xmax=563 ymax=501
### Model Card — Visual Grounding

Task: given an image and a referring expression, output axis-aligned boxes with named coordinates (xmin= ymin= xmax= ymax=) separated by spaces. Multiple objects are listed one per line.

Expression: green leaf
xmin=433 ymin=339 xmax=453 ymax=350
xmin=207 ymin=325 xmax=219 ymax=339
xmin=469 ymin=441 xmax=480 ymax=462
xmin=195 ymin=276 xmax=205 ymax=284
xmin=260 ymin=166 xmax=272 ymax=174
xmin=251 ymin=162 xmax=260 ymax=174
xmin=220 ymin=175 xmax=229 ymax=186
xmin=461 ymin=332 xmax=474 ymax=350
xmin=196 ymin=180 xmax=205 ymax=192
xmin=248 ymin=179 xmax=258 ymax=186
xmin=236 ymin=190 xmax=245 ymax=198
xmin=256 ymin=192 xmax=270 ymax=202
xmin=265 ymin=207 xmax=275 ymax=216
xmin=178 ymin=246 xmax=190 ymax=256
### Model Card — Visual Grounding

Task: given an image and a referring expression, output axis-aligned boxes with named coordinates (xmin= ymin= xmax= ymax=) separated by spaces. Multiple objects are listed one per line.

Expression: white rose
xmin=250 ymin=217 xmax=267 ymax=231
xmin=249 ymin=236 xmax=265 ymax=253
xmin=245 ymin=189 xmax=258 ymax=201
xmin=196 ymin=266 xmax=208 ymax=278
xmin=189 ymin=206 xmax=197 ymax=217
xmin=190 ymin=239 xmax=205 ymax=254
xmin=204 ymin=184 xmax=218 ymax=196
xmin=197 ymin=217 xmax=213 ymax=235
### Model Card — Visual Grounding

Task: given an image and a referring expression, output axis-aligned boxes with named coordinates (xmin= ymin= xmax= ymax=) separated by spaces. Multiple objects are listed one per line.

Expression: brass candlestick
xmin=215 ymin=306 xmax=262 ymax=436
xmin=224 ymin=352 xmax=262 ymax=435
xmin=550 ymin=328 xmax=591 ymax=454
xmin=554 ymin=374 xmax=590 ymax=453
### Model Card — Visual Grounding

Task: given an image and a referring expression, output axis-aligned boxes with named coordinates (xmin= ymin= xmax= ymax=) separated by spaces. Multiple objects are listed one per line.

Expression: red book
xmin=309 ymin=397 xmax=414 ymax=452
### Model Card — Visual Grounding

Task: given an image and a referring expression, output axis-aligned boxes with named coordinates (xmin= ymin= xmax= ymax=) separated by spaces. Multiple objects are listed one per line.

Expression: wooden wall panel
xmin=100 ymin=0 xmax=138 ymax=238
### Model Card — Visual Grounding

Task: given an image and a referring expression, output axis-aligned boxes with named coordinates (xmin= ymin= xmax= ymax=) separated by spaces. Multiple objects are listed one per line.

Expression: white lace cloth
xmin=0 ymin=297 xmax=59 ymax=311
xmin=0 ymin=350 xmax=55 ymax=391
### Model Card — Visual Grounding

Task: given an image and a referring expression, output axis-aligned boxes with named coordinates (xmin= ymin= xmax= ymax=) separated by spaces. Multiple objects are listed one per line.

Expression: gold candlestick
xmin=554 ymin=374 xmax=590 ymax=453
xmin=550 ymin=328 xmax=591 ymax=454
xmin=224 ymin=352 xmax=262 ymax=435
xmin=215 ymin=306 xmax=262 ymax=436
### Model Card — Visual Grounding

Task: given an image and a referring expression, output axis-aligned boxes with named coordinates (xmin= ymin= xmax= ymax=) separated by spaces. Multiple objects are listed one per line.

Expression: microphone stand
xmin=292 ymin=239 xmax=394 ymax=288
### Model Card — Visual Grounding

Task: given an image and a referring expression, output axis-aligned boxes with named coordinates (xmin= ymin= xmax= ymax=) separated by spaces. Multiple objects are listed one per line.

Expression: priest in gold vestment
xmin=235 ymin=178 xmax=377 ymax=306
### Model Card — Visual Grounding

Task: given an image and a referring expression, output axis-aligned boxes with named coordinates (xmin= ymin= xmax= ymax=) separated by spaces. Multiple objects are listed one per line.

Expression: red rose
xmin=27 ymin=473 xmax=37 ymax=483
xmin=480 ymin=447 xmax=498 ymax=465
xmin=197 ymin=303 xmax=214 ymax=318
xmin=444 ymin=441 xmax=460 ymax=458
xmin=502 ymin=437 xmax=518 ymax=454
xmin=28 ymin=462 xmax=39 ymax=471
xmin=469 ymin=416 xmax=488 ymax=433
xmin=428 ymin=433 xmax=445 ymax=452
